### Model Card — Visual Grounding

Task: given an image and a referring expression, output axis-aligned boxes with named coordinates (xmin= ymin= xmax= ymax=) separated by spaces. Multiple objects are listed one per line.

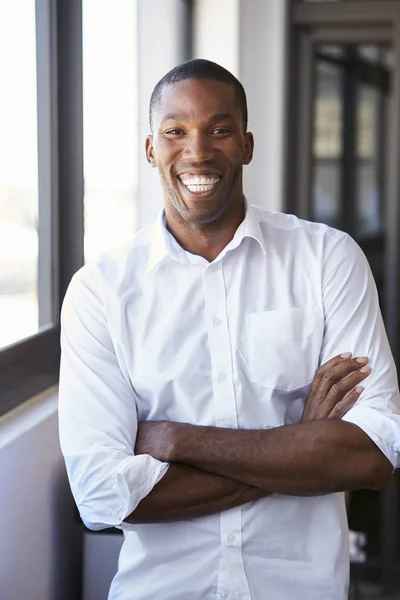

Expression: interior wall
xmin=0 ymin=389 xmax=81 ymax=600
xmin=193 ymin=0 xmax=239 ymax=76
xmin=136 ymin=0 xmax=189 ymax=229
xmin=239 ymin=0 xmax=288 ymax=212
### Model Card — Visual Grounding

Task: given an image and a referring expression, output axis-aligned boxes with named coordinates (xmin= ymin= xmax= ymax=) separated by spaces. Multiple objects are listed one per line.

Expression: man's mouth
xmin=178 ymin=173 xmax=221 ymax=194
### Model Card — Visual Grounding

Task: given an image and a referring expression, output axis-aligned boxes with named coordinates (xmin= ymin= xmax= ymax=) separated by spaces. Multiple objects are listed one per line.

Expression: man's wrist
xmin=167 ymin=421 xmax=192 ymax=462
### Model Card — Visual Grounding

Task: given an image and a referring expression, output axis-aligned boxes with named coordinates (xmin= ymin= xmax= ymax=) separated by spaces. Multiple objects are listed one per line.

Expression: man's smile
xmin=177 ymin=173 xmax=222 ymax=197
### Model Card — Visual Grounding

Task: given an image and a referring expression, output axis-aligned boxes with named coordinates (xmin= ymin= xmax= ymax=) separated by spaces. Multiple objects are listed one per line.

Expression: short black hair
xmin=149 ymin=58 xmax=248 ymax=133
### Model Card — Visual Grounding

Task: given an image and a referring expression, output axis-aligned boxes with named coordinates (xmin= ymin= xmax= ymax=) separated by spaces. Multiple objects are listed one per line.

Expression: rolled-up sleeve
xmin=320 ymin=233 xmax=400 ymax=469
xmin=59 ymin=267 xmax=169 ymax=531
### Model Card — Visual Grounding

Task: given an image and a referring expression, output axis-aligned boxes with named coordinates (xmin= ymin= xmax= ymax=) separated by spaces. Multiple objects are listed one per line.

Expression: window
xmin=0 ymin=0 xmax=78 ymax=417
xmin=313 ymin=52 xmax=343 ymax=228
xmin=83 ymin=0 xmax=138 ymax=262
xmin=0 ymin=2 xmax=41 ymax=349
xmin=0 ymin=0 xmax=191 ymax=416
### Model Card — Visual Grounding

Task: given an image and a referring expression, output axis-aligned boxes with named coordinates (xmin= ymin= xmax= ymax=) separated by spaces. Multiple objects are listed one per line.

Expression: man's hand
xmin=301 ymin=352 xmax=371 ymax=422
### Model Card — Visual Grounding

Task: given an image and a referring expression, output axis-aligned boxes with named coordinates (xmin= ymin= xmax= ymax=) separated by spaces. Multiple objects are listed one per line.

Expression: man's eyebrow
xmin=160 ymin=112 xmax=235 ymax=125
xmin=160 ymin=112 xmax=189 ymax=124
xmin=208 ymin=113 xmax=234 ymax=123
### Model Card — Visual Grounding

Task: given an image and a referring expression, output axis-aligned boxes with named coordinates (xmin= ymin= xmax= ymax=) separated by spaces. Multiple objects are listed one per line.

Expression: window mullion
xmin=36 ymin=0 xmax=59 ymax=328
xmin=57 ymin=0 xmax=84 ymax=303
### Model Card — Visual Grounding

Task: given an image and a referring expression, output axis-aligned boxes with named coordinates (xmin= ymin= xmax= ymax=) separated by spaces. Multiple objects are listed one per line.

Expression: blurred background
xmin=0 ymin=1 xmax=399 ymax=599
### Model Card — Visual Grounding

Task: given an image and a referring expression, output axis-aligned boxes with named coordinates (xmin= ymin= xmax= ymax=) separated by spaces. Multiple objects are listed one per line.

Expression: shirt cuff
xmin=114 ymin=454 xmax=170 ymax=531
xmin=343 ymin=403 xmax=400 ymax=470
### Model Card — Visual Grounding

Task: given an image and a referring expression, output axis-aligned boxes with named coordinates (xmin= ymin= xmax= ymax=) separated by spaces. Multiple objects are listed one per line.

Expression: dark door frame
xmin=285 ymin=1 xmax=400 ymax=593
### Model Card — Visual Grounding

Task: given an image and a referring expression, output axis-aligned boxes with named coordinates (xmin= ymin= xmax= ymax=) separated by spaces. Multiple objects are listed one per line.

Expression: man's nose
xmin=183 ymin=132 xmax=214 ymax=161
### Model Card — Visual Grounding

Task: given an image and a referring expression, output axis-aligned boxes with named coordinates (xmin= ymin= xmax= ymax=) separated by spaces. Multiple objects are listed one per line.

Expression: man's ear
xmin=145 ymin=135 xmax=157 ymax=167
xmin=243 ymin=132 xmax=254 ymax=165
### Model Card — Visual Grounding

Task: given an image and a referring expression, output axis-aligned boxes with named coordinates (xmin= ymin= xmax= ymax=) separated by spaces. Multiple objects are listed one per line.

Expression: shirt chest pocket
xmin=245 ymin=308 xmax=323 ymax=391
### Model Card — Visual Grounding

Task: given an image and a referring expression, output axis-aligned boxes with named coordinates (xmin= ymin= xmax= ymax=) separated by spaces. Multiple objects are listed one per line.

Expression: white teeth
xmin=185 ymin=183 xmax=215 ymax=192
xmin=179 ymin=175 xmax=220 ymax=193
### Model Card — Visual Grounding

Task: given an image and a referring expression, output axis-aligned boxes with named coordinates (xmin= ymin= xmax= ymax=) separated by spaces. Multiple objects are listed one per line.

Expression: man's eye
xmin=212 ymin=128 xmax=231 ymax=135
xmin=165 ymin=129 xmax=183 ymax=136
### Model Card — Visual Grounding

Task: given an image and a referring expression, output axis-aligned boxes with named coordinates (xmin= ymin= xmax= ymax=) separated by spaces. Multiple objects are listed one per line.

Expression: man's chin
xmin=177 ymin=202 xmax=228 ymax=227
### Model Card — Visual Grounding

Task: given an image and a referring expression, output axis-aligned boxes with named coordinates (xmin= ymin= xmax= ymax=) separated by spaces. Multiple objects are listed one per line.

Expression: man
xmin=59 ymin=60 xmax=400 ymax=599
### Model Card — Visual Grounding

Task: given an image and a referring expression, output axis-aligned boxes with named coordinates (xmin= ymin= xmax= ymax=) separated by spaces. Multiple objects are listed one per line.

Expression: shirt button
xmin=227 ymin=534 xmax=236 ymax=544
xmin=213 ymin=317 xmax=222 ymax=326
xmin=217 ymin=372 xmax=227 ymax=382
xmin=218 ymin=593 xmax=228 ymax=600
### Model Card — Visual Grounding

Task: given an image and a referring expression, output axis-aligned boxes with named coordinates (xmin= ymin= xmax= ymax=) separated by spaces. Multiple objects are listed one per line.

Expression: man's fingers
xmin=316 ymin=356 xmax=369 ymax=398
xmin=328 ymin=386 xmax=364 ymax=419
xmin=328 ymin=365 xmax=371 ymax=398
xmin=303 ymin=352 xmax=370 ymax=422
xmin=317 ymin=352 xmax=353 ymax=375
xmin=309 ymin=352 xmax=353 ymax=393
xmin=323 ymin=366 xmax=370 ymax=414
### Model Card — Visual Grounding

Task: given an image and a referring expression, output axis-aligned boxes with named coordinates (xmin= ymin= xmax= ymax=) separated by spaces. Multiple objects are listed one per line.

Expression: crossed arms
xmin=127 ymin=354 xmax=392 ymax=524
xmin=59 ymin=236 xmax=399 ymax=532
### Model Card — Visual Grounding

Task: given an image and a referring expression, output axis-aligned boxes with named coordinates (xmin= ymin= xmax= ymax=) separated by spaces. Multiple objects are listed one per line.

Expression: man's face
xmin=146 ymin=79 xmax=254 ymax=227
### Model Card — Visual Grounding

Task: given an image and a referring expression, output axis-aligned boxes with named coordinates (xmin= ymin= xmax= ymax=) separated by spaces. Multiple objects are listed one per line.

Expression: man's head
xmin=146 ymin=59 xmax=254 ymax=231
xmin=149 ymin=59 xmax=248 ymax=133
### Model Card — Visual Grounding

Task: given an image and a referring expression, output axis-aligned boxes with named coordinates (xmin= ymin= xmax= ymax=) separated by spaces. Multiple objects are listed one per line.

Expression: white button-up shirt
xmin=59 ymin=204 xmax=400 ymax=600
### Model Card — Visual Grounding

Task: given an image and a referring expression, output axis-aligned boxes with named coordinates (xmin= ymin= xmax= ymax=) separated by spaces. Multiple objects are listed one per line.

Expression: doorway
xmin=287 ymin=1 xmax=400 ymax=593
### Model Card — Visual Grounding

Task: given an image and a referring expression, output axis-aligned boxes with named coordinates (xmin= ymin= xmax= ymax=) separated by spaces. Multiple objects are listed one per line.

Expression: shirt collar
xmin=146 ymin=210 xmax=170 ymax=272
xmin=238 ymin=201 xmax=267 ymax=256
xmin=146 ymin=201 xmax=266 ymax=272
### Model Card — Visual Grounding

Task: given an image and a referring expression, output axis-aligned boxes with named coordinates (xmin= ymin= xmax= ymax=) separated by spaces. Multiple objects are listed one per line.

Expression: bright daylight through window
xmin=83 ymin=0 xmax=138 ymax=263
xmin=0 ymin=2 xmax=40 ymax=349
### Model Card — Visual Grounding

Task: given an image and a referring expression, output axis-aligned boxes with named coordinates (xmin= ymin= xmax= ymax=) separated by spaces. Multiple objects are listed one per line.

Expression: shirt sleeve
xmin=319 ymin=232 xmax=400 ymax=469
xmin=58 ymin=266 xmax=169 ymax=531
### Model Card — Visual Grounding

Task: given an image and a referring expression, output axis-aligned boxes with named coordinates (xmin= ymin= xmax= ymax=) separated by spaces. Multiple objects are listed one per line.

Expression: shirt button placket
xmin=204 ymin=262 xmax=237 ymax=428
xmin=204 ymin=262 xmax=251 ymax=600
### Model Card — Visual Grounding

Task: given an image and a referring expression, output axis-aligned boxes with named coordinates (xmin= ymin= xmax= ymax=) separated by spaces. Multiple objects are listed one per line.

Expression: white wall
xmin=239 ymin=0 xmax=288 ymax=212
xmin=136 ymin=0 xmax=189 ymax=228
xmin=0 ymin=388 xmax=82 ymax=600
xmin=193 ymin=0 xmax=239 ymax=76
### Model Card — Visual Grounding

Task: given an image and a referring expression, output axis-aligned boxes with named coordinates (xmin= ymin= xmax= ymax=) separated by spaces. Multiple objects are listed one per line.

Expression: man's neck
xmin=165 ymin=203 xmax=245 ymax=263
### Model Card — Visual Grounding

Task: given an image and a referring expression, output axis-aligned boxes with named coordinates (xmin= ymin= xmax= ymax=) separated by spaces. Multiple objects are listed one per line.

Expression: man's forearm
xmin=124 ymin=463 xmax=267 ymax=524
xmin=165 ymin=420 xmax=392 ymax=495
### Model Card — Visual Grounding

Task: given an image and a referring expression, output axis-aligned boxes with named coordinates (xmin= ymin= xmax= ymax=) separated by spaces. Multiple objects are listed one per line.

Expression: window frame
xmin=0 ymin=0 xmax=84 ymax=418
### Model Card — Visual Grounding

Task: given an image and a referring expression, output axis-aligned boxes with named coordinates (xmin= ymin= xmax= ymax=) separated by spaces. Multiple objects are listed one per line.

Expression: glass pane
xmin=383 ymin=48 xmax=394 ymax=69
xmin=83 ymin=0 xmax=138 ymax=263
xmin=357 ymin=45 xmax=380 ymax=65
xmin=318 ymin=45 xmax=344 ymax=60
xmin=312 ymin=58 xmax=343 ymax=227
xmin=0 ymin=2 xmax=39 ymax=349
xmin=314 ymin=163 xmax=341 ymax=226
xmin=356 ymin=84 xmax=383 ymax=235
xmin=311 ymin=43 xmax=389 ymax=237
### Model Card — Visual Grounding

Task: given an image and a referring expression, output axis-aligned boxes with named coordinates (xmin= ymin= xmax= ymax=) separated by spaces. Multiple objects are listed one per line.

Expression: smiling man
xmin=59 ymin=60 xmax=400 ymax=600
xmin=146 ymin=71 xmax=254 ymax=262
